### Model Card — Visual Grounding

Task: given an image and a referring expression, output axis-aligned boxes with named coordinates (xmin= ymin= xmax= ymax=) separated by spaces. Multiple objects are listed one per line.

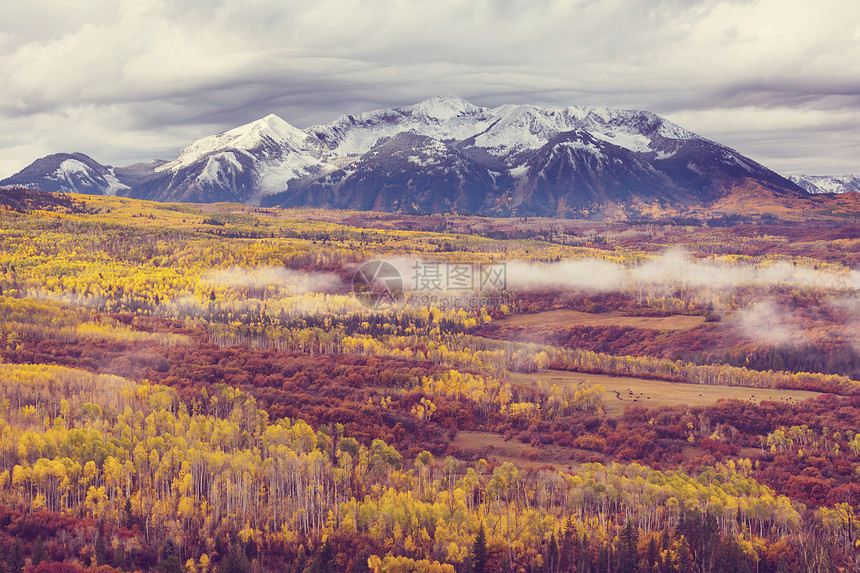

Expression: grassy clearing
xmin=509 ymin=370 xmax=824 ymax=414
xmin=453 ymin=430 xmax=582 ymax=471
xmin=497 ymin=309 xmax=708 ymax=331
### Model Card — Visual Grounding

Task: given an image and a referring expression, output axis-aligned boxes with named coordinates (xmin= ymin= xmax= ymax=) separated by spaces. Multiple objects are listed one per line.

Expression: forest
xmin=0 ymin=188 xmax=858 ymax=572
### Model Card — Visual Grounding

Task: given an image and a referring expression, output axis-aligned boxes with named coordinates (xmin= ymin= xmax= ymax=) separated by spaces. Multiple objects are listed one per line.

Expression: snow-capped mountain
xmin=130 ymin=114 xmax=330 ymax=204
xmin=2 ymin=96 xmax=810 ymax=216
xmin=281 ymin=96 xmax=803 ymax=215
xmin=788 ymin=174 xmax=860 ymax=195
xmin=1 ymin=152 xmax=129 ymax=196
xmin=309 ymin=96 xmax=694 ymax=169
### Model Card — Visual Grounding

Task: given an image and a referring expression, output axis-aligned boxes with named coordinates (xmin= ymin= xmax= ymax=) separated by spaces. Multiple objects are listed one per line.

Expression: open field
xmin=453 ymin=430 xmax=580 ymax=471
xmin=509 ymin=370 xmax=825 ymax=414
xmin=496 ymin=309 xmax=708 ymax=331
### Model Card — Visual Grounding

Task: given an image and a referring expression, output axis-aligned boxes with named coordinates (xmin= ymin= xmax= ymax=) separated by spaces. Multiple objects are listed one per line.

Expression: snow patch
xmin=558 ymin=140 xmax=601 ymax=154
xmin=103 ymin=169 xmax=130 ymax=196
xmin=57 ymin=159 xmax=91 ymax=177
xmin=408 ymin=155 xmax=435 ymax=167
xmin=509 ymin=164 xmax=529 ymax=178
xmin=657 ymin=120 xmax=697 ymax=140
xmin=722 ymin=152 xmax=754 ymax=172
xmin=591 ymin=131 xmax=650 ymax=153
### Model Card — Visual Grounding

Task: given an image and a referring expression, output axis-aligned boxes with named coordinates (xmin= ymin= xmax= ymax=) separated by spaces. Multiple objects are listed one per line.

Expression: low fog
xmin=385 ymin=249 xmax=860 ymax=294
xmin=203 ymin=266 xmax=342 ymax=295
xmin=735 ymin=300 xmax=804 ymax=346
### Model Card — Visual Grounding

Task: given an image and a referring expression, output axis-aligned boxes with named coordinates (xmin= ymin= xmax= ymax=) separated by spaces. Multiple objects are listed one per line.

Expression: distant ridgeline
xmin=0 ymin=185 xmax=96 ymax=214
xmin=1 ymin=96 xmax=816 ymax=217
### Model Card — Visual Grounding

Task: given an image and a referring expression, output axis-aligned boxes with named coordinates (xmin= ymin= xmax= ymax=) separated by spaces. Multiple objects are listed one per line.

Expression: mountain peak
xmin=162 ymin=113 xmax=310 ymax=170
xmin=403 ymin=95 xmax=481 ymax=120
xmin=249 ymin=113 xmax=304 ymax=139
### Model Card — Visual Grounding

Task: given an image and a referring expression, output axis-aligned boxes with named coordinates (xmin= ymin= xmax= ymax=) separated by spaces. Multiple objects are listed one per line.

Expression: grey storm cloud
xmin=1 ymin=0 xmax=859 ymax=178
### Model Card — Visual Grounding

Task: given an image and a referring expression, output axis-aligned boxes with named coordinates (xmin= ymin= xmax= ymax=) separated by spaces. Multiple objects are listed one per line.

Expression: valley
xmin=0 ymin=188 xmax=857 ymax=571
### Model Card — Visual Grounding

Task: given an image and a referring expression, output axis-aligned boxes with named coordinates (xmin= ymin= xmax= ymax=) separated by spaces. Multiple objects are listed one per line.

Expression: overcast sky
xmin=2 ymin=0 xmax=859 ymax=179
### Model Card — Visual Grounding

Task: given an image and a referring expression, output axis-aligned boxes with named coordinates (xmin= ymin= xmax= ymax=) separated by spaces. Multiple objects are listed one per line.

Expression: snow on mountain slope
xmin=160 ymin=114 xmax=318 ymax=171
xmin=152 ymin=114 xmax=331 ymax=204
xmin=51 ymin=158 xmax=109 ymax=192
xmin=4 ymin=96 xmax=811 ymax=215
xmin=101 ymin=168 xmax=131 ymax=196
xmin=788 ymin=174 xmax=860 ymax=194
xmin=47 ymin=158 xmax=131 ymax=195
xmin=276 ymin=131 xmax=496 ymax=213
xmin=0 ymin=153 xmax=129 ymax=195
xmin=310 ymin=97 xmax=698 ymax=166
xmin=309 ymin=96 xmax=497 ymax=157
xmin=505 ymin=129 xmax=679 ymax=215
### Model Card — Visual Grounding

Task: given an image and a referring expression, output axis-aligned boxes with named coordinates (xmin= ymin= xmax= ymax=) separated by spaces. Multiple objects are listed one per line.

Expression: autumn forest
xmin=0 ymin=187 xmax=859 ymax=572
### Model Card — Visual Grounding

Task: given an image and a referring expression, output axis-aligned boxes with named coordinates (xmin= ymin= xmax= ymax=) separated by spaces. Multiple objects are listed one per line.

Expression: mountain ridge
xmin=788 ymin=174 xmax=860 ymax=195
xmin=1 ymin=96 xmax=810 ymax=217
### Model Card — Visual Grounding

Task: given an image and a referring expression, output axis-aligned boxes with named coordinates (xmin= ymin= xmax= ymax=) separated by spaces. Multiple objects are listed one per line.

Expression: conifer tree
xmin=472 ymin=523 xmax=487 ymax=573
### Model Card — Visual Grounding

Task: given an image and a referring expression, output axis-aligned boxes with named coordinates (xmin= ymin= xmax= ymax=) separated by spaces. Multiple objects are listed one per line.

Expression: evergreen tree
xmin=124 ymin=498 xmax=134 ymax=527
xmin=472 ymin=523 xmax=488 ymax=573
xmin=95 ymin=532 xmax=108 ymax=567
xmin=675 ymin=537 xmax=695 ymax=573
xmin=31 ymin=537 xmax=47 ymax=569
xmin=545 ymin=534 xmax=559 ymax=573
xmin=217 ymin=540 xmax=250 ymax=573
xmin=559 ymin=518 xmax=574 ymax=573
xmin=579 ymin=535 xmax=592 ymax=573
xmin=619 ymin=520 xmax=639 ymax=573
xmin=6 ymin=542 xmax=23 ymax=573
xmin=646 ymin=536 xmax=659 ymax=572
xmin=350 ymin=550 xmax=372 ymax=573
xmin=308 ymin=540 xmax=336 ymax=573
